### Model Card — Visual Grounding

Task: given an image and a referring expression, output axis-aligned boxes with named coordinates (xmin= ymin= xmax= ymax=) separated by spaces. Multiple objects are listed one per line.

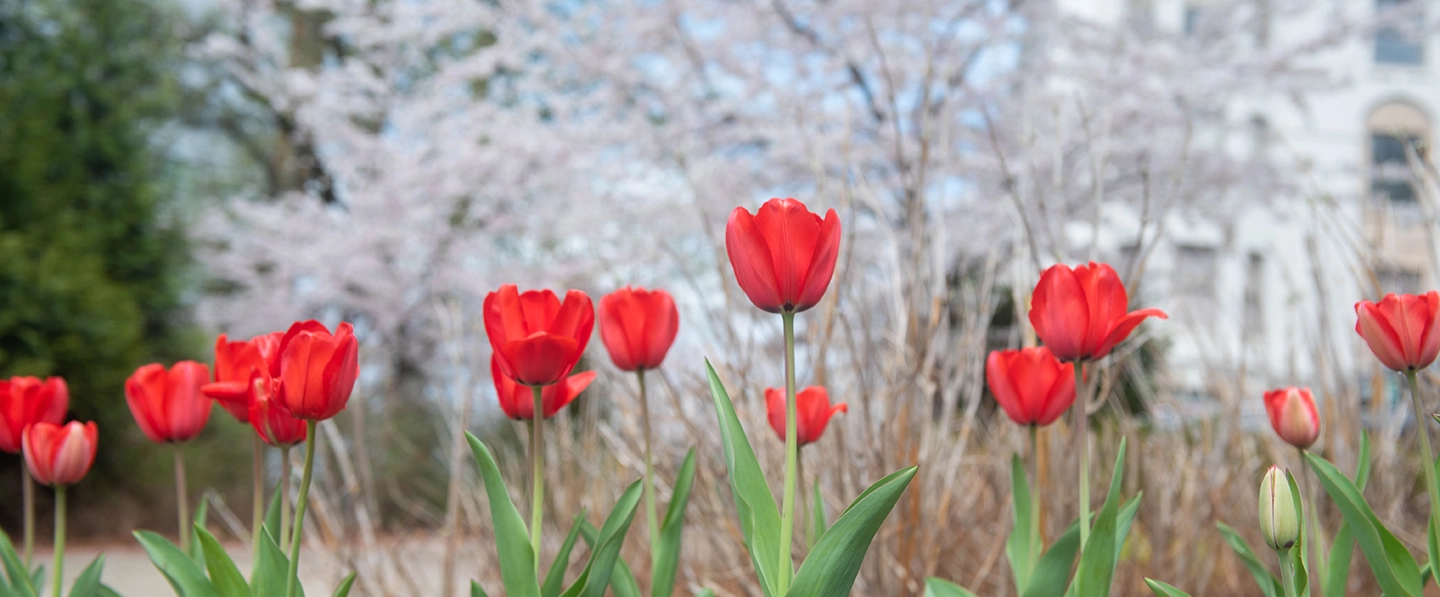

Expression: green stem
xmin=778 ymin=310 xmax=798 ymax=594
xmin=280 ymin=445 xmax=292 ymax=553
xmin=175 ymin=446 xmax=190 ymax=553
xmin=638 ymin=369 xmax=661 ymax=574
xmin=22 ymin=461 xmax=34 ymax=569
xmin=1298 ymin=447 xmax=1320 ymax=576
xmin=1278 ymin=548 xmax=1300 ymax=597
xmin=530 ymin=385 xmax=546 ymax=577
xmin=1406 ymin=370 xmax=1440 ymax=556
xmin=799 ymin=450 xmax=811 ymax=551
xmin=1030 ymin=425 xmax=1042 ymax=558
xmin=51 ymin=486 xmax=65 ymax=597
xmin=1074 ymin=362 xmax=1090 ymax=553
xmin=253 ymin=434 xmax=265 ymax=560
xmin=285 ymin=421 xmax=319 ymax=597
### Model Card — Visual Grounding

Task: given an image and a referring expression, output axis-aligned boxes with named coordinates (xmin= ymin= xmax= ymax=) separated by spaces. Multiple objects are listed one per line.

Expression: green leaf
xmin=97 ymin=586 xmax=122 ymax=597
xmin=923 ymin=577 xmax=979 ymax=597
xmin=195 ymin=528 xmax=248 ymax=597
xmin=0 ymin=529 xmax=36 ymax=596
xmin=695 ymin=591 xmax=715 ymax=597
xmin=576 ymin=522 xmax=639 ymax=597
xmin=652 ymin=448 xmax=697 ymax=597
xmin=560 ymin=480 xmax=643 ymax=597
xmin=466 ymin=433 xmax=541 ymax=597
xmin=1305 ymin=451 xmax=1422 ymax=597
xmin=1143 ymin=578 xmax=1194 ymax=597
xmin=251 ymin=528 xmax=303 ymax=597
xmin=704 ymin=360 xmax=785 ymax=597
xmin=329 ymin=573 xmax=356 ymax=597
xmin=134 ymin=530 xmax=219 ymax=597
xmin=1020 ymin=522 xmax=1079 ymax=597
xmin=1284 ymin=471 xmax=1309 ymax=597
xmin=786 ymin=466 xmax=918 ymax=597
xmin=1007 ymin=454 xmax=1036 ymax=592
xmin=1215 ymin=522 xmax=1281 ymax=597
xmin=542 ymin=510 xmax=589 ymax=597
xmin=263 ymin=484 xmax=283 ymax=548
xmin=470 ymin=581 xmax=490 ymax=597
xmin=66 ymin=555 xmax=105 ymax=597
xmin=1071 ymin=438 xmax=1127 ymax=597
xmin=191 ymin=496 xmax=211 ymax=568
xmin=809 ymin=476 xmax=827 ymax=550
xmin=1323 ymin=434 xmax=1370 ymax=597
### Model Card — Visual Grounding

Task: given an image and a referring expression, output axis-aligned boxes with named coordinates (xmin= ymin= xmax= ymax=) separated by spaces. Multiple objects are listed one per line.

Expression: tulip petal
xmin=1356 ymin=301 xmax=1408 ymax=371
xmin=1030 ymin=265 xmax=1090 ymax=361
xmin=548 ymin=370 xmax=596 ymax=417
xmin=986 ymin=351 xmax=1027 ymax=425
xmin=518 ymin=288 xmax=562 ymax=335
xmin=757 ymin=199 xmax=824 ymax=308
xmin=1037 ymin=361 xmax=1076 ymax=426
xmin=125 ymin=364 xmax=172 ymax=443
xmin=726 ymin=206 xmax=785 ymax=312
xmin=796 ymin=208 xmax=842 ymax=312
xmin=1077 ymin=263 xmax=1130 ymax=356
xmin=1094 ymin=308 xmax=1168 ymax=359
xmin=501 ymin=335 xmax=580 ymax=386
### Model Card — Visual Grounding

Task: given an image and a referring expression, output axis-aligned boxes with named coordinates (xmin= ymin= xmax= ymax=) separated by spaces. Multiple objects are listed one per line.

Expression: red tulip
xmin=248 ymin=375 xmax=307 ymax=447
xmin=765 ymin=386 xmax=847 ymax=446
xmin=599 ymin=287 xmax=680 ymax=372
xmin=1355 ymin=291 xmax=1440 ymax=372
xmin=202 ymin=332 xmax=284 ymax=423
xmin=0 ymin=376 xmax=68 ymax=454
xmin=125 ymin=361 xmax=213 ymax=443
xmin=725 ymin=198 xmax=842 ymax=314
xmin=1029 ymin=261 xmax=1168 ymax=362
xmin=22 ymin=421 xmax=97 ymax=487
xmin=986 ymin=347 xmax=1076 ymax=427
xmin=483 ymin=285 xmax=595 ymax=386
xmin=274 ymin=320 xmax=360 ymax=421
xmin=491 ymin=356 xmax=596 ymax=420
xmin=1263 ymin=387 xmax=1320 ymax=449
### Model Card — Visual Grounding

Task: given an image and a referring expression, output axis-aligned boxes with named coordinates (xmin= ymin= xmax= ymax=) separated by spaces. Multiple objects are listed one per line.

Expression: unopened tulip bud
xmin=1258 ymin=466 xmax=1300 ymax=551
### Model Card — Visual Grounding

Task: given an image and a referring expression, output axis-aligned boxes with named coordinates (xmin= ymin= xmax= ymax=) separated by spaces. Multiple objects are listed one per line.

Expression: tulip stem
xmin=22 ymin=461 xmax=34 ymax=569
xmin=285 ymin=421 xmax=318 ymax=597
xmin=51 ymin=486 xmax=65 ymax=597
xmin=1074 ymin=362 xmax=1090 ymax=555
xmin=1278 ymin=548 xmax=1299 ymax=597
xmin=1029 ymin=425 xmax=1042 ymax=557
xmin=638 ymin=369 xmax=661 ymax=574
xmin=175 ymin=446 xmax=190 ymax=553
xmin=1406 ymin=370 xmax=1440 ymax=554
xmin=530 ymin=385 xmax=546 ymax=576
xmin=778 ymin=310 xmax=798 ymax=594
xmin=280 ymin=445 xmax=293 ymax=553
xmin=253 ymin=434 xmax=265 ymax=559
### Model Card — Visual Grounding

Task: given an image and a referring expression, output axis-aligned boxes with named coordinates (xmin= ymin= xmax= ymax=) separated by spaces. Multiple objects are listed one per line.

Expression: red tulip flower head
xmin=1355 ymin=291 xmax=1440 ymax=372
xmin=249 ymin=375 xmax=307 ymax=447
xmin=1263 ymin=387 xmax=1320 ymax=449
xmin=0 ymin=376 xmax=68 ymax=454
xmin=483 ymin=285 xmax=595 ymax=386
xmin=765 ymin=386 xmax=847 ymax=446
xmin=986 ymin=347 xmax=1076 ymax=427
xmin=491 ymin=356 xmax=596 ymax=420
xmin=125 ymin=361 xmax=213 ymax=444
xmin=725 ymin=198 xmax=842 ymax=314
xmin=22 ymin=421 xmax=97 ymax=487
xmin=1029 ymin=261 xmax=1168 ymax=362
xmin=202 ymin=332 xmax=283 ymax=423
xmin=599 ymin=287 xmax=680 ymax=372
xmin=274 ymin=320 xmax=360 ymax=421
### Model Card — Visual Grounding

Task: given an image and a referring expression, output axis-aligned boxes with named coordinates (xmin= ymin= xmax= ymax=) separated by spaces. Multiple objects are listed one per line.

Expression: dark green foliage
xmin=0 ymin=0 xmax=243 ymax=535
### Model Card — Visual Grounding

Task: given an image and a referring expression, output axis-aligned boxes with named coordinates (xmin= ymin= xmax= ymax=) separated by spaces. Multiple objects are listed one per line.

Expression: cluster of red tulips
xmin=4 ymin=194 xmax=1440 ymax=597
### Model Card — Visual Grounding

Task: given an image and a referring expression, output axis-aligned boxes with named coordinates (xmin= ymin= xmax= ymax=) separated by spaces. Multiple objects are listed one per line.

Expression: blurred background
xmin=0 ymin=0 xmax=1437 ymax=594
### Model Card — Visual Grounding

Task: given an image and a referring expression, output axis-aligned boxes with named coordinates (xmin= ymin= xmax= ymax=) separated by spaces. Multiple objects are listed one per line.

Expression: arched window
xmin=1366 ymin=101 xmax=1430 ymax=205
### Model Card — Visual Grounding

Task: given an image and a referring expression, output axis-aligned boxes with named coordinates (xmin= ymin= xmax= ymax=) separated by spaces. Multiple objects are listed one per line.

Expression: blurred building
xmin=1058 ymin=0 xmax=1436 ymax=408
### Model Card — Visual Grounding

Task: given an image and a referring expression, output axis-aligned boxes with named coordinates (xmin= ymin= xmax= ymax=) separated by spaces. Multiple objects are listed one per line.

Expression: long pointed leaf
xmin=542 ymin=510 xmax=589 ymax=597
xmin=195 ymin=528 xmax=248 ymax=597
xmin=250 ymin=528 xmax=305 ymax=597
xmin=786 ymin=466 xmax=917 ymax=596
xmin=1216 ymin=522 xmax=1282 ymax=597
xmin=466 ymin=433 xmax=541 ymax=597
xmin=561 ymin=481 xmax=643 ymax=597
xmin=134 ymin=530 xmax=219 ymax=597
xmin=66 ymin=555 xmax=105 ymax=597
xmin=923 ymin=577 xmax=979 ymax=597
xmin=470 ymin=581 xmax=489 ymax=597
xmin=0 ymin=530 xmax=35 ymax=596
xmin=1305 ymin=452 xmax=1421 ymax=597
xmin=704 ymin=360 xmax=784 ymax=597
xmin=329 ymin=573 xmax=356 ymax=597
xmin=1008 ymin=453 xmax=1036 ymax=592
xmin=652 ymin=448 xmax=697 ymax=597
xmin=1020 ymin=521 xmax=1079 ymax=597
xmin=1071 ymin=438 xmax=1127 ymax=597
xmin=577 ymin=522 xmax=639 ymax=597
xmin=191 ymin=496 xmax=211 ymax=568
xmin=1144 ymin=578 xmax=1194 ymax=597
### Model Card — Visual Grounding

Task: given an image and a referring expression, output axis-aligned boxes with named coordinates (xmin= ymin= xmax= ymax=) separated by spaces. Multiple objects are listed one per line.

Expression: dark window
xmin=1371 ymin=133 xmax=1421 ymax=203
xmin=1376 ymin=0 xmax=1424 ymax=65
